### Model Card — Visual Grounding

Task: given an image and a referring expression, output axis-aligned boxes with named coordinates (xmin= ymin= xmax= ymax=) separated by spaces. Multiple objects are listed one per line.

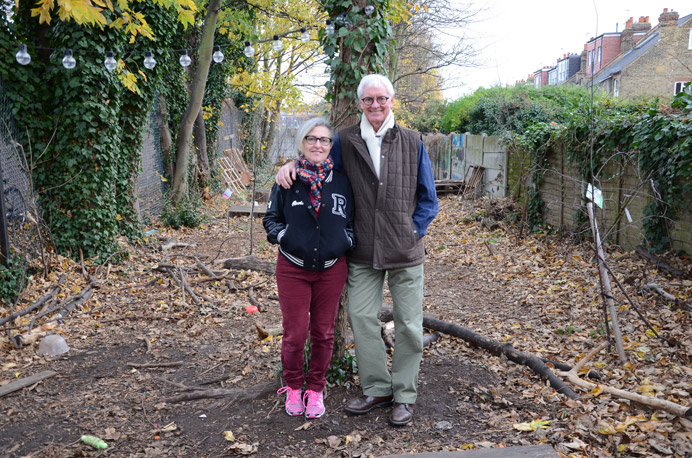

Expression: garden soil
xmin=0 ymin=195 xmax=690 ymax=458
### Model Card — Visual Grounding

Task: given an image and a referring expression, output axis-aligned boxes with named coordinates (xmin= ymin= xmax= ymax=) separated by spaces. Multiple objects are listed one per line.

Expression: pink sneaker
xmin=303 ymin=390 xmax=325 ymax=419
xmin=277 ymin=386 xmax=304 ymax=416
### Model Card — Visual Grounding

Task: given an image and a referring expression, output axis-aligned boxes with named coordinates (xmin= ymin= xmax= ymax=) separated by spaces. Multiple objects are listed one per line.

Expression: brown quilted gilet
xmin=339 ymin=123 xmax=425 ymax=270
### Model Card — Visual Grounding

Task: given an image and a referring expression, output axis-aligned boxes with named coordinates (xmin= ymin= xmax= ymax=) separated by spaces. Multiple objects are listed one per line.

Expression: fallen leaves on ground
xmin=1 ymin=194 xmax=691 ymax=458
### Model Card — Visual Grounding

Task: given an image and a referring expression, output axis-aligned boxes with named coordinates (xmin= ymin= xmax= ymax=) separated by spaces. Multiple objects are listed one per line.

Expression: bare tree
xmin=388 ymin=0 xmax=486 ymax=104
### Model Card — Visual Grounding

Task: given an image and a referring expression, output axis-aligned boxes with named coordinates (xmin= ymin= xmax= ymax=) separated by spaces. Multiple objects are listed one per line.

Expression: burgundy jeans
xmin=276 ymin=254 xmax=347 ymax=392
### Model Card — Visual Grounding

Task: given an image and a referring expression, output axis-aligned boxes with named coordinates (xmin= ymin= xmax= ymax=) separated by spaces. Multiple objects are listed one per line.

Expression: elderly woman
xmin=263 ymin=117 xmax=355 ymax=419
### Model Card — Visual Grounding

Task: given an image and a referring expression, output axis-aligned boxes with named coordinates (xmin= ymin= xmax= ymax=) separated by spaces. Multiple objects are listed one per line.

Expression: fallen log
xmin=635 ymin=245 xmax=688 ymax=278
xmin=127 ymin=361 xmax=183 ymax=369
xmin=27 ymin=282 xmax=96 ymax=334
xmin=641 ymin=283 xmax=692 ymax=312
xmin=14 ymin=330 xmax=49 ymax=347
xmin=255 ymin=323 xmax=283 ymax=339
xmin=161 ymin=240 xmax=196 ymax=251
xmin=0 ymin=371 xmax=57 ymax=397
xmin=159 ymin=378 xmax=279 ymax=403
xmin=557 ymin=341 xmax=691 ymax=418
xmin=407 ymin=314 xmax=578 ymax=400
xmin=217 ymin=255 xmax=276 ymax=275
xmin=0 ymin=277 xmax=64 ymax=326
xmin=541 ymin=359 xmax=602 ymax=380
xmin=424 ymin=331 xmax=441 ymax=346
xmin=247 ymin=287 xmax=263 ymax=312
xmin=558 ymin=368 xmax=691 ymax=418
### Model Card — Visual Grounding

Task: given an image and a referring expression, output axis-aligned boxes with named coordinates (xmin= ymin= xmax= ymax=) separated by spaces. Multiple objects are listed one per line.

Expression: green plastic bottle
xmin=80 ymin=435 xmax=108 ymax=450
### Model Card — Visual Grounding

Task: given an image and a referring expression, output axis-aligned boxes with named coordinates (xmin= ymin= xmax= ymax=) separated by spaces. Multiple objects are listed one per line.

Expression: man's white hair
xmin=357 ymin=74 xmax=395 ymax=99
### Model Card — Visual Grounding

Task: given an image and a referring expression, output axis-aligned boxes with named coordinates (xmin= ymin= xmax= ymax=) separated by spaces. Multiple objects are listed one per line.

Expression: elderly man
xmin=276 ymin=73 xmax=438 ymax=426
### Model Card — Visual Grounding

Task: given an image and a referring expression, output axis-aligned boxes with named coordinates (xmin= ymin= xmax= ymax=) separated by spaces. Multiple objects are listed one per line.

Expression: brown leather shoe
xmin=389 ymin=402 xmax=413 ymax=426
xmin=344 ymin=395 xmax=394 ymax=414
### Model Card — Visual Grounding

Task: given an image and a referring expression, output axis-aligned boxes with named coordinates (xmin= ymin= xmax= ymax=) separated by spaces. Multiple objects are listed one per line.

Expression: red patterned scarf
xmin=296 ymin=155 xmax=333 ymax=211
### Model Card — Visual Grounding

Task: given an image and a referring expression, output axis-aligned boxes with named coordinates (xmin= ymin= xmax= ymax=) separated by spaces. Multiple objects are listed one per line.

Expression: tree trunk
xmin=329 ymin=39 xmax=360 ymax=131
xmin=194 ymin=109 xmax=209 ymax=187
xmin=326 ymin=0 xmax=384 ymax=362
xmin=170 ymin=0 xmax=222 ymax=203
xmin=260 ymin=108 xmax=280 ymax=165
xmin=331 ymin=289 xmax=349 ymax=363
xmin=328 ymin=0 xmax=374 ymax=131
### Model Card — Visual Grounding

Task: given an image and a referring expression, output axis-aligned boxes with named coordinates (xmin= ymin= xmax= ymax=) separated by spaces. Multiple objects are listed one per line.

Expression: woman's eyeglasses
xmin=360 ymin=96 xmax=389 ymax=106
xmin=304 ymin=136 xmax=333 ymax=146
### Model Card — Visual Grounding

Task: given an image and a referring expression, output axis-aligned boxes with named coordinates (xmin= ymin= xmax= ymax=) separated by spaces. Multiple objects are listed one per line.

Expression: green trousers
xmin=346 ymin=262 xmax=424 ymax=404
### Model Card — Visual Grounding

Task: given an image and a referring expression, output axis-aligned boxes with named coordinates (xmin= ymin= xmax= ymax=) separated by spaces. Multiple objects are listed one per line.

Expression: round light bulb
xmin=179 ymin=50 xmax=191 ymax=67
xmin=16 ymin=44 xmax=31 ymax=65
xmin=325 ymin=20 xmax=334 ymax=36
xmin=300 ymin=28 xmax=310 ymax=44
xmin=143 ymin=51 xmax=156 ymax=70
xmin=104 ymin=51 xmax=117 ymax=71
xmin=62 ymin=49 xmax=76 ymax=69
xmin=364 ymin=5 xmax=375 ymax=16
xmin=243 ymin=41 xmax=255 ymax=58
xmin=272 ymin=35 xmax=283 ymax=52
xmin=212 ymin=46 xmax=224 ymax=63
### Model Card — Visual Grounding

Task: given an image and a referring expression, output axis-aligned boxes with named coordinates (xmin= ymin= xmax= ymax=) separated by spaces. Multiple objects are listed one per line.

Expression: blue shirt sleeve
xmin=412 ymin=140 xmax=438 ymax=238
xmin=331 ymin=133 xmax=343 ymax=172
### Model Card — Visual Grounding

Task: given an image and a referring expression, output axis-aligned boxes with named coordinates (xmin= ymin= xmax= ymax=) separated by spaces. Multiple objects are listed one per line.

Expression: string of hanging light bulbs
xmin=12 ymin=5 xmax=376 ymax=72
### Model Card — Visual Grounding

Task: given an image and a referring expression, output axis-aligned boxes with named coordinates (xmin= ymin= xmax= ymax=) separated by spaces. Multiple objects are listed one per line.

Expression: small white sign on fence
xmin=585 ymin=183 xmax=604 ymax=209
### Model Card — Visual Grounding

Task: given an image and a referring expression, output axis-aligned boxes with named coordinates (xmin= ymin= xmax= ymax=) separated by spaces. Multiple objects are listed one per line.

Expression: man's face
xmin=359 ymin=84 xmax=394 ymax=130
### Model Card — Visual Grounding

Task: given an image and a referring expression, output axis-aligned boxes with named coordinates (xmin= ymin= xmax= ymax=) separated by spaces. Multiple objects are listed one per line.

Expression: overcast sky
xmin=443 ymin=0 xmax=691 ymax=100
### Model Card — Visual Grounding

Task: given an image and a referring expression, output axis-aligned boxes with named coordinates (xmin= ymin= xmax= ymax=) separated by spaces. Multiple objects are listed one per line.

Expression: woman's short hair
xmin=295 ymin=117 xmax=333 ymax=153
xmin=357 ymin=74 xmax=395 ymax=99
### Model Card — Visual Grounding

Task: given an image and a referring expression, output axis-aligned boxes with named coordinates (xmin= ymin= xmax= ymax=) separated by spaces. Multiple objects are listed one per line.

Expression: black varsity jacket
xmin=263 ymin=170 xmax=355 ymax=271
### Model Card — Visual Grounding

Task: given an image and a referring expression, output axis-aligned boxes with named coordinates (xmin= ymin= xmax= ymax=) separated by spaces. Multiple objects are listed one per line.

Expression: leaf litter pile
xmin=0 ymin=194 xmax=690 ymax=458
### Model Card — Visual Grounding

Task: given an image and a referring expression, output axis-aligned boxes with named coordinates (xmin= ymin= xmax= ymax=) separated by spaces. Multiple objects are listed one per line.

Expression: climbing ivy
xmin=0 ymin=2 xmax=192 ymax=259
xmin=633 ymin=88 xmax=692 ymax=252
xmin=508 ymin=121 xmax=563 ymax=232
xmin=501 ymin=84 xmax=691 ymax=251
xmin=321 ymin=0 xmax=397 ymax=125
xmin=1 ymin=5 xmax=128 ymax=259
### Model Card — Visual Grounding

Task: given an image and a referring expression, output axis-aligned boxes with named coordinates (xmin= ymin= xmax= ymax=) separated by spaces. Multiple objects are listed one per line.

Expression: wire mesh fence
xmin=0 ymin=77 xmax=44 ymax=272
xmin=216 ymin=99 xmax=243 ymax=160
xmin=135 ymin=102 xmax=165 ymax=219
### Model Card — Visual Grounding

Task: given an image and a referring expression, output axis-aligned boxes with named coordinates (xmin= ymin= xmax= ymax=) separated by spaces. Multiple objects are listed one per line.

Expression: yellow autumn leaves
xmin=29 ymin=0 xmax=197 ymax=33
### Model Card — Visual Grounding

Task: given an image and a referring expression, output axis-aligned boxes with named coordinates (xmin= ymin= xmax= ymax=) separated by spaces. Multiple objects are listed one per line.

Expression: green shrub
xmin=0 ymin=256 xmax=27 ymax=304
xmin=161 ymin=196 xmax=206 ymax=229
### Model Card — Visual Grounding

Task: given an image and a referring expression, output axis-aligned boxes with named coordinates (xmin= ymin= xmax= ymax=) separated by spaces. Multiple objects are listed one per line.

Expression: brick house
xmin=567 ymin=15 xmax=652 ymax=86
xmin=587 ymin=9 xmax=692 ymax=98
xmin=533 ymin=66 xmax=552 ymax=88
xmin=588 ymin=16 xmax=652 ymax=76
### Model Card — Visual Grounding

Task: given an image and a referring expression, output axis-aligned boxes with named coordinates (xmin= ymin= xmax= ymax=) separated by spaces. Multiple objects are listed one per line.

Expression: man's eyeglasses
xmin=304 ymin=135 xmax=333 ymax=146
xmin=360 ymin=96 xmax=389 ymax=106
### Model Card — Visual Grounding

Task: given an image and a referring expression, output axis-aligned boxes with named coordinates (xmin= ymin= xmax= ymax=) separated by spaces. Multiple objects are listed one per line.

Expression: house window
xmin=597 ymin=47 xmax=602 ymax=65
xmin=613 ymin=79 xmax=619 ymax=98
xmin=688 ymin=29 xmax=692 ymax=50
xmin=674 ymin=81 xmax=691 ymax=94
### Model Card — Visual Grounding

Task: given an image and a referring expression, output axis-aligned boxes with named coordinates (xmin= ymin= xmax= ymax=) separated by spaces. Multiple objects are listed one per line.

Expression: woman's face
xmin=302 ymin=126 xmax=332 ymax=164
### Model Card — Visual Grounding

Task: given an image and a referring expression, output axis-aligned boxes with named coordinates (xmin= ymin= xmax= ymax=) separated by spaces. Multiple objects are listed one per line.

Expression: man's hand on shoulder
xmin=276 ymin=161 xmax=297 ymax=189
